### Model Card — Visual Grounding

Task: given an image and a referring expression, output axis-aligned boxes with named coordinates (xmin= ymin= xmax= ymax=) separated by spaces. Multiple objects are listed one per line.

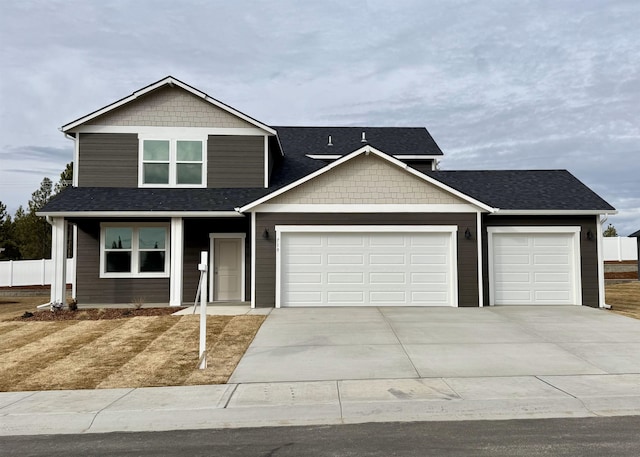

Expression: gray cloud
xmin=0 ymin=0 xmax=638 ymax=233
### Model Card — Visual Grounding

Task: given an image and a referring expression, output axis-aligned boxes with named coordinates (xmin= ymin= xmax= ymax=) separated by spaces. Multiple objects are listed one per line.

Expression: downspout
xmin=597 ymin=215 xmax=610 ymax=309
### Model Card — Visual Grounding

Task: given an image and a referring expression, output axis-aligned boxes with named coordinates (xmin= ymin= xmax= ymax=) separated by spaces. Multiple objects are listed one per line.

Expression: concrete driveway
xmin=229 ymin=306 xmax=640 ymax=383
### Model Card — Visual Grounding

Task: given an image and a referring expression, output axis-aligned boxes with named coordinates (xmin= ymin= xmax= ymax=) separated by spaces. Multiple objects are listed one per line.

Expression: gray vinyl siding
xmin=481 ymin=215 xmax=600 ymax=307
xmin=208 ymin=136 xmax=264 ymax=188
xmin=77 ymin=133 xmax=138 ymax=187
xmin=255 ymin=213 xmax=479 ymax=307
xmin=74 ymin=220 xmax=170 ymax=304
xmin=181 ymin=217 xmax=251 ymax=303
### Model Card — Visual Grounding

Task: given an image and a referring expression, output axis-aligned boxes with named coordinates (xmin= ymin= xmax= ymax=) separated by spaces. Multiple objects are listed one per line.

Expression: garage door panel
xmin=411 ymin=254 xmax=447 ymax=265
xmin=327 ymin=236 xmax=364 ymax=247
xmin=327 ymin=254 xmax=365 ymax=265
xmin=370 ymin=291 xmax=406 ymax=303
xmin=280 ymin=231 xmax=454 ymax=307
xmin=491 ymin=231 xmax=578 ymax=305
xmin=370 ymin=254 xmax=406 ymax=265
xmin=533 ymin=254 xmax=569 ymax=265
xmin=411 ymin=272 xmax=447 ymax=284
xmin=327 ymin=272 xmax=365 ymax=284
xmin=369 ymin=235 xmax=406 ymax=246
xmin=369 ymin=272 xmax=406 ymax=284
xmin=327 ymin=291 xmax=365 ymax=303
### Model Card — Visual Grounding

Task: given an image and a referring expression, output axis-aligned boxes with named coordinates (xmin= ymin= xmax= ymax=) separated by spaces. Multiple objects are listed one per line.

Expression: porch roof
xmin=39 ymin=187 xmax=271 ymax=214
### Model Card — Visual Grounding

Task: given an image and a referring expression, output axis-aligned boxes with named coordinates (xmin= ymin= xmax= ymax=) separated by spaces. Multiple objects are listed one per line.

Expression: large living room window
xmin=100 ymin=223 xmax=169 ymax=278
xmin=140 ymin=138 xmax=206 ymax=187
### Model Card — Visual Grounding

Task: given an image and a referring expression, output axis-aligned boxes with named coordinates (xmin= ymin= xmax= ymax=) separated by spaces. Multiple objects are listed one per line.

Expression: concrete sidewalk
xmin=2 ymin=374 xmax=640 ymax=435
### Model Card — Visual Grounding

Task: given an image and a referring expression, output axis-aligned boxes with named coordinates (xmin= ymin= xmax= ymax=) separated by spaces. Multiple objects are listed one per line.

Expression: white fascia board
xmin=73 ymin=125 xmax=270 ymax=136
xmin=276 ymin=225 xmax=458 ymax=233
xmin=305 ymin=154 xmax=441 ymax=160
xmin=255 ymin=204 xmax=482 ymax=213
xmin=493 ymin=209 xmax=618 ymax=216
xmin=62 ymin=76 xmax=275 ymax=135
xmin=239 ymin=145 xmax=496 ymax=213
xmin=37 ymin=211 xmax=243 ymax=218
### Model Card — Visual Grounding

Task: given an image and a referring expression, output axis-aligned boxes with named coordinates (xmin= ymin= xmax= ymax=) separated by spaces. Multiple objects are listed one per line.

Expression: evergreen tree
xmin=603 ymin=224 xmax=618 ymax=237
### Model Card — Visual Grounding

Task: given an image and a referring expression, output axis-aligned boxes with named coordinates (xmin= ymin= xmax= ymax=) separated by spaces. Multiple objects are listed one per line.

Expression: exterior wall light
xmin=263 ymin=228 xmax=270 ymax=239
xmin=464 ymin=228 xmax=472 ymax=240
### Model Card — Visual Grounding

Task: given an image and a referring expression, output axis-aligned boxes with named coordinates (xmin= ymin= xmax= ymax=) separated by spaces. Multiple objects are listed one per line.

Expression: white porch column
xmin=50 ymin=217 xmax=67 ymax=304
xmin=169 ymin=217 xmax=184 ymax=306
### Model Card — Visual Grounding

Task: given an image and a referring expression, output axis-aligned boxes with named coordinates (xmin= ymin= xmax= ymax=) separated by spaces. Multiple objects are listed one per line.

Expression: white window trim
xmin=100 ymin=222 xmax=170 ymax=278
xmin=486 ymin=226 xmax=582 ymax=306
xmin=274 ymin=225 xmax=458 ymax=308
xmin=138 ymin=135 xmax=207 ymax=188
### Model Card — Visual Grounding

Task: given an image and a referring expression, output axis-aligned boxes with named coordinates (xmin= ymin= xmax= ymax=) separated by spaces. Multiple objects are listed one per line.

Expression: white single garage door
xmin=277 ymin=227 xmax=457 ymax=307
xmin=489 ymin=228 xmax=581 ymax=305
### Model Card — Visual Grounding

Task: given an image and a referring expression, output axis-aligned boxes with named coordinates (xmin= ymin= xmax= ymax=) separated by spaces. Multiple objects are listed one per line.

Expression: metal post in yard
xmin=198 ymin=251 xmax=208 ymax=369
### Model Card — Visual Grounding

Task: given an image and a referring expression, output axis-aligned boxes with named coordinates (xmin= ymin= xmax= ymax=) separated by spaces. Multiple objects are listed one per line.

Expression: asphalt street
xmin=2 ymin=416 xmax=640 ymax=457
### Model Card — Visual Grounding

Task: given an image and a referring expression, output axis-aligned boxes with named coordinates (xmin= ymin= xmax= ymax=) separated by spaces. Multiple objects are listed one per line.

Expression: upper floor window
xmin=139 ymin=138 xmax=206 ymax=187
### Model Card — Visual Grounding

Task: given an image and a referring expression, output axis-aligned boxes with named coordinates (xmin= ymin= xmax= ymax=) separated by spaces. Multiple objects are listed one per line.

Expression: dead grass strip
xmin=0 ymin=320 xmax=126 ymax=392
xmin=98 ymin=315 xmax=234 ymax=389
xmin=184 ymin=315 xmax=266 ymax=386
xmin=17 ymin=316 xmax=180 ymax=391
xmin=0 ymin=321 xmax=79 ymax=356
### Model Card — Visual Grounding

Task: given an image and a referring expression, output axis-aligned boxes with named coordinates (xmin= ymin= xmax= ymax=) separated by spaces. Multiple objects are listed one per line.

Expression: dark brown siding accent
xmin=208 ymin=136 xmax=264 ymax=188
xmin=77 ymin=133 xmax=138 ymax=187
xmin=406 ymin=160 xmax=435 ymax=174
xmin=255 ymin=213 xmax=478 ymax=307
xmin=481 ymin=215 xmax=600 ymax=307
xmin=74 ymin=220 xmax=169 ymax=304
xmin=182 ymin=217 xmax=251 ymax=303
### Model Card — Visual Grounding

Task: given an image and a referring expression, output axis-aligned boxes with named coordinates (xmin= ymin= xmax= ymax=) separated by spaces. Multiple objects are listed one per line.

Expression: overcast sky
xmin=1 ymin=0 xmax=638 ymax=234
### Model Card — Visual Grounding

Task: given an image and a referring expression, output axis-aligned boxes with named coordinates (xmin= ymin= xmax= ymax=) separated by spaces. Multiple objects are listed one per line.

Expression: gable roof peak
xmin=61 ymin=76 xmax=275 ymax=135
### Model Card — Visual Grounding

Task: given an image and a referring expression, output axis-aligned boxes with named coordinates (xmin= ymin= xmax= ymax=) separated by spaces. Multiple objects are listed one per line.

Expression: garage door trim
xmin=487 ymin=226 xmax=582 ymax=306
xmin=275 ymin=225 xmax=459 ymax=308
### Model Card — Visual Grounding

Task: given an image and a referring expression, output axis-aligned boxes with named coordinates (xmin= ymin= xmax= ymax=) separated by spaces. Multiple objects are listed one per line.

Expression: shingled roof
xmin=425 ymin=170 xmax=615 ymax=211
xmin=41 ymin=187 xmax=272 ymax=213
xmin=274 ymin=126 xmax=443 ymax=157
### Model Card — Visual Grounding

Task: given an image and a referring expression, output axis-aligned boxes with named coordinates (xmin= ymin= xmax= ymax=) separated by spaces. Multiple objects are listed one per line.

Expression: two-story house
xmin=41 ymin=76 xmax=616 ymax=309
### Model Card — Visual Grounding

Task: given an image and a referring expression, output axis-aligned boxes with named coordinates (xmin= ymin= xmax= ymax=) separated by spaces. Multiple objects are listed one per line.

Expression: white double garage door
xmin=275 ymin=225 xmax=582 ymax=307
xmin=276 ymin=226 xmax=458 ymax=307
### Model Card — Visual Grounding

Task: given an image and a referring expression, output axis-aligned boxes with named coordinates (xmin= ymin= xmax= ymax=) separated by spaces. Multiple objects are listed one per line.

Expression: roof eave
xmin=493 ymin=209 xmax=618 ymax=216
xmin=37 ymin=210 xmax=244 ymax=218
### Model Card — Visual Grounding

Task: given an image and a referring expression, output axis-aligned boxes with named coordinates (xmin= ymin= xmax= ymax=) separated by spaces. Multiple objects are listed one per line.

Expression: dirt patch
xmin=13 ymin=307 xmax=184 ymax=321
xmin=605 ymin=271 xmax=638 ymax=280
xmin=606 ymin=281 xmax=640 ymax=320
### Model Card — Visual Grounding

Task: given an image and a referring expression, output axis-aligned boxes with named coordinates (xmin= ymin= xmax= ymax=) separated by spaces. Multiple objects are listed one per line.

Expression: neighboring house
xmin=40 ymin=76 xmax=617 ymax=309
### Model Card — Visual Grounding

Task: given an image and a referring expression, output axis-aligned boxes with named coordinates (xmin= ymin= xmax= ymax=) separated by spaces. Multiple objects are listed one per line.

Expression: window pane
xmin=104 ymin=227 xmax=132 ymax=249
xmin=106 ymin=252 xmax=131 ymax=272
xmin=177 ymin=163 xmax=202 ymax=185
xmin=144 ymin=163 xmax=169 ymax=184
xmin=139 ymin=227 xmax=166 ymax=249
xmin=177 ymin=141 xmax=202 ymax=161
xmin=140 ymin=251 xmax=165 ymax=272
xmin=143 ymin=140 xmax=170 ymax=161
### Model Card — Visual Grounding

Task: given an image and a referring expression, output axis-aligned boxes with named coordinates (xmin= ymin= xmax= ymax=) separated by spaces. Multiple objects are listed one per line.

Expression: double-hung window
xmin=140 ymin=137 xmax=206 ymax=187
xmin=101 ymin=224 xmax=169 ymax=278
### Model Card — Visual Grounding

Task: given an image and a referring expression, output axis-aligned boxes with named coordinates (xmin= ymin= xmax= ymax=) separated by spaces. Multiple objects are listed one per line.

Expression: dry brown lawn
xmin=0 ymin=297 xmax=265 ymax=392
xmin=606 ymin=281 xmax=640 ymax=319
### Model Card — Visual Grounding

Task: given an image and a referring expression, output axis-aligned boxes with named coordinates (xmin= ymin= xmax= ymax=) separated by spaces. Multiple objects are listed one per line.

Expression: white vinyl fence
xmin=0 ymin=258 xmax=75 ymax=287
xmin=603 ymin=237 xmax=638 ymax=262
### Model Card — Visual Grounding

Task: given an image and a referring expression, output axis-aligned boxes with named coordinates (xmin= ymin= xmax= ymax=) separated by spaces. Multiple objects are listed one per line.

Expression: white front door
xmin=213 ymin=238 xmax=242 ymax=301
